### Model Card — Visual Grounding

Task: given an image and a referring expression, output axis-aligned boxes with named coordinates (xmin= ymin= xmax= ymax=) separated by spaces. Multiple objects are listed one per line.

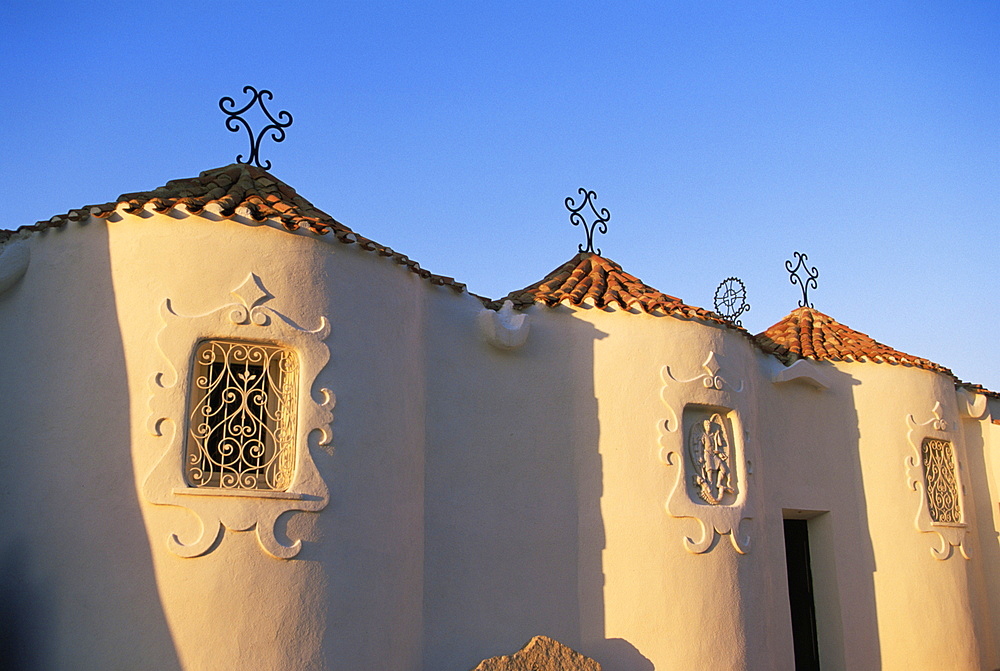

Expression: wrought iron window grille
xmin=921 ymin=437 xmax=963 ymax=525
xmin=186 ymin=339 xmax=298 ymax=491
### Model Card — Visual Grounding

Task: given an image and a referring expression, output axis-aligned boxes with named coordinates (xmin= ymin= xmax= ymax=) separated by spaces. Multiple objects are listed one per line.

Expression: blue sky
xmin=2 ymin=1 xmax=998 ymax=390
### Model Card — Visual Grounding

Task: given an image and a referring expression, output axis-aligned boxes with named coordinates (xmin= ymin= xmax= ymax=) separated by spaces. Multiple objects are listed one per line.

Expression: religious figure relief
xmin=688 ymin=413 xmax=736 ymax=505
xmin=660 ymin=401 xmax=750 ymax=553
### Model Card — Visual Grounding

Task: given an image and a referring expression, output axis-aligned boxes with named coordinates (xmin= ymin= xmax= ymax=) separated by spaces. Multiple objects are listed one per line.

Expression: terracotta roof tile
xmin=8 ymin=167 xmax=996 ymax=399
xmin=492 ymin=251 xmax=736 ymax=327
xmin=756 ymin=306 xmax=952 ymax=374
xmin=956 ymin=381 xmax=1000 ymax=400
xmin=0 ymin=164 xmax=465 ymax=292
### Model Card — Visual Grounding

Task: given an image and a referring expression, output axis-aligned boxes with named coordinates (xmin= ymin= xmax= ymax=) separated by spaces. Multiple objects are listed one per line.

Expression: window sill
xmin=172 ymin=487 xmax=312 ymax=501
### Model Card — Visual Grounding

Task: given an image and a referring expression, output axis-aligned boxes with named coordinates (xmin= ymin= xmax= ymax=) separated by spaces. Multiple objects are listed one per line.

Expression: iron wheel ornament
xmin=713 ymin=277 xmax=750 ymax=326
xmin=785 ymin=251 xmax=819 ymax=308
xmin=565 ymin=187 xmax=610 ymax=255
xmin=219 ymin=86 xmax=293 ymax=170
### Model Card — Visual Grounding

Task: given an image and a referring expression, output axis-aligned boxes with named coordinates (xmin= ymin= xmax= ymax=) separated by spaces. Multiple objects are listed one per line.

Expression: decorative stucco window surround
xmin=905 ymin=401 xmax=969 ymax=560
xmin=144 ymin=274 xmax=334 ymax=559
xmin=659 ymin=351 xmax=754 ymax=554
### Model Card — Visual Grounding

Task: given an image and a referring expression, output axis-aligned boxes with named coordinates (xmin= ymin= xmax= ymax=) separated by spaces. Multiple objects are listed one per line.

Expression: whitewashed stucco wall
xmin=105 ymin=210 xmax=428 ymax=671
xmin=580 ymin=308 xmax=765 ymax=671
xmin=0 ymin=225 xmax=181 ymax=670
xmin=975 ymin=401 xmax=1000 ymax=650
xmin=755 ymin=353 xmax=876 ymax=670
xmin=2 ymin=209 xmax=999 ymax=671
xmin=849 ymin=364 xmax=994 ymax=669
xmin=422 ymin=295 xmax=594 ymax=669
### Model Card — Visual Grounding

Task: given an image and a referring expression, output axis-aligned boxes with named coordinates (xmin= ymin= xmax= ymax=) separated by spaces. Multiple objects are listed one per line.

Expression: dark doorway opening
xmin=784 ymin=518 xmax=821 ymax=670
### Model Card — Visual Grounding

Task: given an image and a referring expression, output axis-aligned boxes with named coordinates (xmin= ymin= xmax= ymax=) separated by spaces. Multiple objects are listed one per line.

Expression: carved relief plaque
xmin=660 ymin=351 xmax=753 ymax=555
xmin=686 ymin=409 xmax=738 ymax=506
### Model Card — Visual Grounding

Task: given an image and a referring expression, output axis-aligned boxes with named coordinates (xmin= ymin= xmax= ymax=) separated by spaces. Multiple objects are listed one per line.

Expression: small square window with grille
xmin=921 ymin=437 xmax=962 ymax=524
xmin=186 ymin=339 xmax=298 ymax=491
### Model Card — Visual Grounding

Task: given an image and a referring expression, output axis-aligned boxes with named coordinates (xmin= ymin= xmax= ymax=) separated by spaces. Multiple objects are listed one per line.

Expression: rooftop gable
xmin=495 ymin=251 xmax=735 ymax=327
xmin=756 ymin=306 xmax=952 ymax=374
xmin=1 ymin=164 xmax=466 ymax=292
xmin=112 ymin=163 xmax=351 ymax=235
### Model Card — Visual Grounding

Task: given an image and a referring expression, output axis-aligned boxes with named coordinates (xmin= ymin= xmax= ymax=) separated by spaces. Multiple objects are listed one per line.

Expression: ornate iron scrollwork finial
xmin=565 ymin=188 xmax=610 ymax=255
xmin=785 ymin=251 xmax=819 ymax=308
xmin=219 ymin=86 xmax=293 ymax=170
xmin=713 ymin=277 xmax=750 ymax=326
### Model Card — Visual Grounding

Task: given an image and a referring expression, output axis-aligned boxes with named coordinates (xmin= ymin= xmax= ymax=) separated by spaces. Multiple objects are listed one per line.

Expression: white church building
xmin=1 ymin=161 xmax=999 ymax=670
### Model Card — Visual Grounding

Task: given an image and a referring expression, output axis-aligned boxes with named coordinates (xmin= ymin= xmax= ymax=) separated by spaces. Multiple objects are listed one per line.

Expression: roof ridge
xmin=493 ymin=251 xmax=737 ymax=328
xmin=0 ymin=164 xmax=466 ymax=293
xmin=755 ymin=305 xmax=952 ymax=374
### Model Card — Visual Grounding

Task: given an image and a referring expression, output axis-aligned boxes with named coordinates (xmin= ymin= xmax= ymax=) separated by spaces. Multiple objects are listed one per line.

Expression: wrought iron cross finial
xmin=785 ymin=251 xmax=819 ymax=308
xmin=219 ymin=86 xmax=293 ymax=170
xmin=565 ymin=187 xmax=610 ymax=255
xmin=714 ymin=277 xmax=750 ymax=326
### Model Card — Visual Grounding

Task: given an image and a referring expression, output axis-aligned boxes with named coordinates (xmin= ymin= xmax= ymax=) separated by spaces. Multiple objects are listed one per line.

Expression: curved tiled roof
xmin=958 ymin=381 xmax=1000 ymax=400
xmin=0 ymin=164 xmax=466 ymax=291
xmin=494 ymin=251 xmax=735 ymax=327
xmin=5 ymin=166 xmax=996 ymax=396
xmin=756 ymin=306 xmax=952 ymax=374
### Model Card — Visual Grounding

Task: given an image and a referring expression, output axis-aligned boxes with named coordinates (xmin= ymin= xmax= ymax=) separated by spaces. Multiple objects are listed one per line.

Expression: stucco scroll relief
xmin=0 ymin=238 xmax=30 ymax=295
xmin=905 ymin=401 xmax=969 ymax=560
xmin=663 ymin=351 xmax=744 ymax=392
xmin=659 ymin=352 xmax=752 ymax=554
xmin=956 ymin=387 xmax=987 ymax=420
xmin=478 ymin=300 xmax=530 ymax=350
xmin=144 ymin=273 xmax=334 ymax=559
